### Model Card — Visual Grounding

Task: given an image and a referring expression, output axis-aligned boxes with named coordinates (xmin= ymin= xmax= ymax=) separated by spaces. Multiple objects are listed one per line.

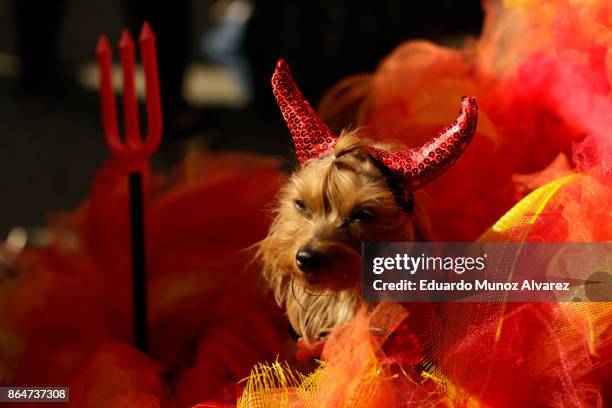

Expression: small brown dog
xmin=258 ymin=60 xmax=477 ymax=346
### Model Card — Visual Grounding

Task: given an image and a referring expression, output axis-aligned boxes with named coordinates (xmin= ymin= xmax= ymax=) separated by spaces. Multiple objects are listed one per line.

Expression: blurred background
xmin=0 ymin=0 xmax=483 ymax=238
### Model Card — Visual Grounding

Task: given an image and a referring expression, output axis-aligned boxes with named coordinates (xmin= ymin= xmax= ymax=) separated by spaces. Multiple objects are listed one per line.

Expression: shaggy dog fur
xmin=257 ymin=132 xmax=431 ymax=343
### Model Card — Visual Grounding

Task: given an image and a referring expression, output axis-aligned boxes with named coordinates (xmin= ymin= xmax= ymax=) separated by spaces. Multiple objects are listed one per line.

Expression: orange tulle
xmin=236 ymin=174 xmax=612 ymax=408
xmin=319 ymin=0 xmax=612 ymax=242
xmin=2 ymin=0 xmax=611 ymax=406
xmin=231 ymin=0 xmax=612 ymax=407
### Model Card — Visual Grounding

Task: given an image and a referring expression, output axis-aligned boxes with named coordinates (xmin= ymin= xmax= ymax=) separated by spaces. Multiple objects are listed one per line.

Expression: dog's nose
xmin=296 ymin=249 xmax=324 ymax=272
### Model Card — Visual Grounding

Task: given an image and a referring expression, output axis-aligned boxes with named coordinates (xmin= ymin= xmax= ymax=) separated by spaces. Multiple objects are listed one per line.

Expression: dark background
xmin=0 ymin=0 xmax=482 ymax=237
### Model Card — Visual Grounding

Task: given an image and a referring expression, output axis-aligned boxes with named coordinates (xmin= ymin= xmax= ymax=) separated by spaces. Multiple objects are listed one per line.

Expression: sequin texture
xmin=369 ymin=96 xmax=478 ymax=203
xmin=271 ymin=59 xmax=478 ymax=204
xmin=272 ymin=59 xmax=337 ymax=163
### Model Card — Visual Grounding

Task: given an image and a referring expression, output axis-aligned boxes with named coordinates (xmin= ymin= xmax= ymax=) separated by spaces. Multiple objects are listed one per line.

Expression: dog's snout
xmin=296 ymin=248 xmax=324 ymax=272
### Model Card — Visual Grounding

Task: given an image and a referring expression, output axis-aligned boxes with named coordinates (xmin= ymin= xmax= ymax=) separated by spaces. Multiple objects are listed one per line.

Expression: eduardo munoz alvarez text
xmin=370 ymin=254 xmax=570 ymax=292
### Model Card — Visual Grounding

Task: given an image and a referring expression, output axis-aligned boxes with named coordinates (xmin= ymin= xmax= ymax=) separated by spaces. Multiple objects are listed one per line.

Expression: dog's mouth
xmin=300 ymin=275 xmax=352 ymax=291
xmin=300 ymin=268 xmax=357 ymax=291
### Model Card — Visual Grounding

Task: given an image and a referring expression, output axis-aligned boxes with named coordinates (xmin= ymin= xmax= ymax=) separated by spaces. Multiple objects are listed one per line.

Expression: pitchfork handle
xmin=129 ymin=171 xmax=148 ymax=352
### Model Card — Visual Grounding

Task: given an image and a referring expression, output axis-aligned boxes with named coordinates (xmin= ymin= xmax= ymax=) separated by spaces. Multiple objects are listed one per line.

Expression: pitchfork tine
xmin=97 ymin=22 xmax=162 ymax=166
xmin=96 ymin=35 xmax=123 ymax=155
xmin=139 ymin=22 xmax=162 ymax=156
xmin=119 ymin=30 xmax=142 ymax=147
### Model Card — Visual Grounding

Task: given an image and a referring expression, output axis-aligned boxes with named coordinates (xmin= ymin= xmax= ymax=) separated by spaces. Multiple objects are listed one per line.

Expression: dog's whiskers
xmin=303 ymin=286 xmax=338 ymax=297
xmin=291 ymin=277 xmax=308 ymax=311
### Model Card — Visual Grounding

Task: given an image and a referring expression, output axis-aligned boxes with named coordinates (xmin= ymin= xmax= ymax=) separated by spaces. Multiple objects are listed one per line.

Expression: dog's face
xmin=272 ymin=135 xmax=414 ymax=290
xmin=259 ymin=133 xmax=429 ymax=340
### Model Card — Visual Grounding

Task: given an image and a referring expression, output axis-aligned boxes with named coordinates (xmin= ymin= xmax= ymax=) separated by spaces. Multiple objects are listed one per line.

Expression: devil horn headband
xmin=272 ymin=59 xmax=478 ymax=197
xmin=271 ymin=59 xmax=337 ymax=162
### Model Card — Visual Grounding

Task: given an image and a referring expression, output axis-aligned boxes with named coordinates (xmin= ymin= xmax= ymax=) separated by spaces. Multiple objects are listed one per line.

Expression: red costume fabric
xmin=1 ymin=153 xmax=291 ymax=407
xmin=320 ymin=0 xmax=612 ymax=242
xmin=0 ymin=0 xmax=610 ymax=406
xmin=232 ymin=0 xmax=612 ymax=406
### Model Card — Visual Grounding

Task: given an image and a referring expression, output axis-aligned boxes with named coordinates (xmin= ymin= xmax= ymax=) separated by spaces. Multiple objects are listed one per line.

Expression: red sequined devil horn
xmin=272 ymin=59 xmax=337 ymax=163
xmin=369 ymin=96 xmax=478 ymax=204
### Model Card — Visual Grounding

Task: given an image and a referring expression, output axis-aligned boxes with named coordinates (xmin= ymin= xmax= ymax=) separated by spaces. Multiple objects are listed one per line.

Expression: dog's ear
xmin=411 ymin=191 xmax=433 ymax=241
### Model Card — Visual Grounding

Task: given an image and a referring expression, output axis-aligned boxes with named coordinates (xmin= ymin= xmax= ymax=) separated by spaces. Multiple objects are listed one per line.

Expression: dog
xmin=258 ymin=60 xmax=477 ymax=347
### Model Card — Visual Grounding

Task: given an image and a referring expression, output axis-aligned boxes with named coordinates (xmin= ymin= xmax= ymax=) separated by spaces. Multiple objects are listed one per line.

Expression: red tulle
xmin=2 ymin=0 xmax=611 ymax=406
xmin=1 ymin=152 xmax=290 ymax=406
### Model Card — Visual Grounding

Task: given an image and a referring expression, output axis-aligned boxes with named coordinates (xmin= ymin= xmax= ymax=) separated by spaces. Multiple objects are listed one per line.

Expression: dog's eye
xmin=350 ymin=208 xmax=373 ymax=223
xmin=294 ymin=199 xmax=307 ymax=213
